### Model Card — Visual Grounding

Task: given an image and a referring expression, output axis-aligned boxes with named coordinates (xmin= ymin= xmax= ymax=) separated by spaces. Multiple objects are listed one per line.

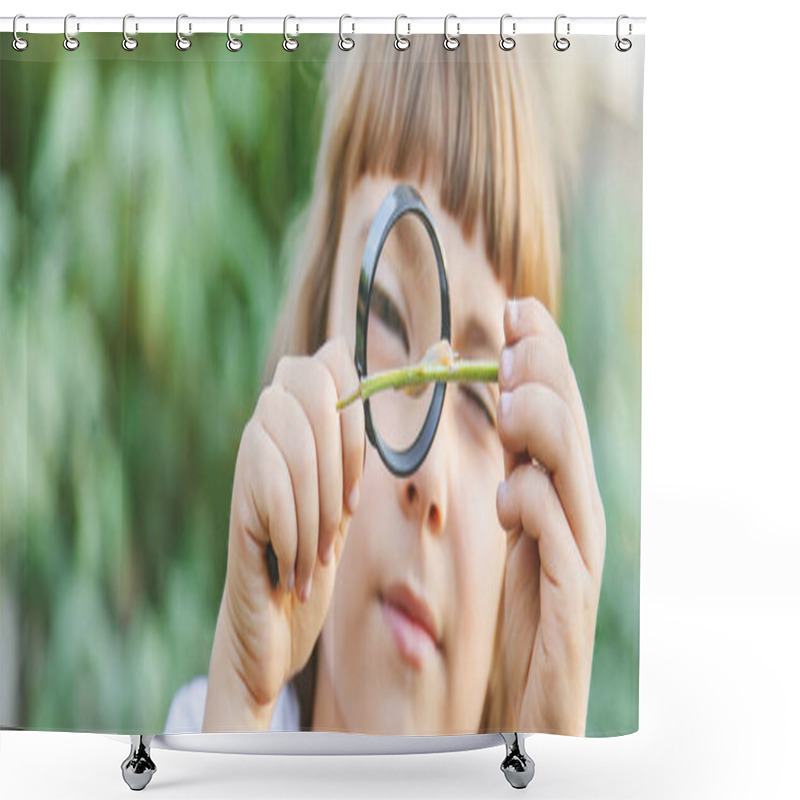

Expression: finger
xmin=497 ymin=382 xmax=599 ymax=573
xmin=496 ymin=461 xmax=583 ymax=588
xmin=504 ymin=296 xmax=568 ymax=358
xmin=498 ymin=333 xmax=595 ymax=479
xmin=504 ymin=447 xmax=529 ymax=484
xmin=236 ymin=416 xmax=298 ymax=595
xmin=503 ymin=296 xmax=605 ymax=534
xmin=316 ymin=337 xmax=366 ymax=522
xmin=274 ymin=354 xmax=343 ymax=569
xmin=255 ymin=385 xmax=319 ymax=603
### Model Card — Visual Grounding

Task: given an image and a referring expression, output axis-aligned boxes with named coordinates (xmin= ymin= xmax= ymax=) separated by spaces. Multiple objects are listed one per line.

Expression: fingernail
xmin=347 ymin=482 xmax=360 ymax=515
xmin=499 ymin=391 xmax=512 ymax=418
xmin=300 ymin=577 xmax=311 ymax=603
xmin=500 ymin=348 xmax=513 ymax=386
xmin=287 ymin=570 xmax=295 ymax=593
xmin=321 ymin=541 xmax=334 ymax=565
xmin=507 ymin=299 xmax=519 ymax=331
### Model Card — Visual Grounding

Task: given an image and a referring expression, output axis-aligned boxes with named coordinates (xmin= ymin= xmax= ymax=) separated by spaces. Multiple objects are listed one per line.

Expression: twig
xmin=336 ymin=339 xmax=499 ymax=411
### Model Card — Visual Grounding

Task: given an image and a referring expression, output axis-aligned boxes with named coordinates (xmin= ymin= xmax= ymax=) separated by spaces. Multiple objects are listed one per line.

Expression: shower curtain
xmin=0 ymin=26 xmax=644 ymax=739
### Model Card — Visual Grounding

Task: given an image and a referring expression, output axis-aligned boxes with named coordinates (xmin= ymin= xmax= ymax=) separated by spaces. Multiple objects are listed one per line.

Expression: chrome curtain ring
xmin=227 ymin=15 xmax=243 ymax=52
xmin=615 ymin=14 xmax=632 ymax=52
xmin=64 ymin=13 xmax=79 ymax=51
xmin=553 ymin=14 xmax=570 ymax=52
xmin=443 ymin=14 xmax=460 ymax=51
xmin=499 ymin=13 xmax=516 ymax=51
xmin=122 ymin=14 xmax=138 ymax=51
xmin=176 ymin=14 xmax=191 ymax=50
xmin=283 ymin=15 xmax=299 ymax=51
xmin=339 ymin=14 xmax=355 ymax=51
xmin=394 ymin=14 xmax=410 ymax=51
xmin=12 ymin=14 xmax=28 ymax=51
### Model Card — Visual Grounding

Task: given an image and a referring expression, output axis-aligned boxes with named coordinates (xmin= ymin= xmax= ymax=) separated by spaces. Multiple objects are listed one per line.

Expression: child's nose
xmin=398 ymin=433 xmax=448 ymax=536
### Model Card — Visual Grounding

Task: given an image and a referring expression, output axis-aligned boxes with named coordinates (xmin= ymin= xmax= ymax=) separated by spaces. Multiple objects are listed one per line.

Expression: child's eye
xmin=370 ymin=283 xmax=409 ymax=354
xmin=460 ymin=384 xmax=496 ymax=429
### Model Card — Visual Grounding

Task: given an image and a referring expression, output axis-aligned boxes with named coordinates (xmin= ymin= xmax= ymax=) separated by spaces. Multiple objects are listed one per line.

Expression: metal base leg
xmin=121 ymin=735 xmax=156 ymax=791
xmin=500 ymin=733 xmax=535 ymax=789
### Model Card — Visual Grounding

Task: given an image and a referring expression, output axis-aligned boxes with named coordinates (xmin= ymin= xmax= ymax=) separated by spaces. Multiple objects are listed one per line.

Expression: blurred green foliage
xmin=1 ymin=33 xmax=640 ymax=736
xmin=560 ymin=109 xmax=642 ymax=736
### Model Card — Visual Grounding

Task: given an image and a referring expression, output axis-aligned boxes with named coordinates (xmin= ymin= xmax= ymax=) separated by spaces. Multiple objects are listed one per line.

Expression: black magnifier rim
xmin=355 ymin=183 xmax=451 ymax=478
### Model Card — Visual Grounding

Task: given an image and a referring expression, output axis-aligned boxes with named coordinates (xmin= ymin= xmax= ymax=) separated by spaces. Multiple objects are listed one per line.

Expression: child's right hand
xmin=203 ymin=336 xmax=365 ymax=731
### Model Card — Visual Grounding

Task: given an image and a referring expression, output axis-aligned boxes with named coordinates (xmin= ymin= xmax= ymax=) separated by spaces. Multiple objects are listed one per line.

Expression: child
xmin=165 ymin=33 xmax=605 ymax=737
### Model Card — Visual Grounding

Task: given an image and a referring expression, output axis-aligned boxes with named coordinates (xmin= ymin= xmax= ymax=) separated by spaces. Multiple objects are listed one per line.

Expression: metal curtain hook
xmin=553 ymin=14 xmax=570 ymax=52
xmin=64 ymin=13 xmax=80 ymax=51
xmin=394 ymin=14 xmax=410 ymax=51
xmin=339 ymin=14 xmax=355 ymax=50
xmin=227 ymin=15 xmax=243 ymax=51
xmin=283 ymin=15 xmax=298 ymax=51
xmin=443 ymin=13 xmax=460 ymax=50
xmin=500 ymin=13 xmax=516 ymax=51
xmin=122 ymin=14 xmax=138 ymax=51
xmin=12 ymin=14 xmax=29 ymax=51
xmin=176 ymin=14 xmax=191 ymax=50
xmin=615 ymin=14 xmax=632 ymax=51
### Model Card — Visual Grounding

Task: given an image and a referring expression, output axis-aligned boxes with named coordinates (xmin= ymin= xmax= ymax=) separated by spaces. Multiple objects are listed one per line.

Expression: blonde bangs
xmin=324 ymin=34 xmax=560 ymax=315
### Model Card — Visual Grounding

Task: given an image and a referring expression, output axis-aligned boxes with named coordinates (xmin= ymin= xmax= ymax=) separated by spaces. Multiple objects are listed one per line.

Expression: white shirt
xmin=163 ymin=675 xmax=301 ymax=733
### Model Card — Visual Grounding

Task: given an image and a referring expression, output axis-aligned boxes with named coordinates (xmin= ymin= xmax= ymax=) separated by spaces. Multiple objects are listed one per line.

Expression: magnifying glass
xmin=353 ymin=183 xmax=452 ymax=477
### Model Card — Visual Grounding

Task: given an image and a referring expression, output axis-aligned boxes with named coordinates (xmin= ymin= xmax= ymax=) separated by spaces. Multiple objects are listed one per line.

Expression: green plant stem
xmin=336 ymin=359 xmax=499 ymax=411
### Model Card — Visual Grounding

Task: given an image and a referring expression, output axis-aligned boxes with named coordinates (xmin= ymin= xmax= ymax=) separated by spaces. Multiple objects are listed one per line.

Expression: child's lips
xmin=379 ymin=592 xmax=441 ymax=670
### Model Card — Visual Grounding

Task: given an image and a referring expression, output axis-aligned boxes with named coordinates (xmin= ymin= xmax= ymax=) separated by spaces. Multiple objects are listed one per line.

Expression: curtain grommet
xmin=12 ymin=14 xmax=29 ymax=51
xmin=227 ymin=15 xmax=243 ymax=52
xmin=339 ymin=14 xmax=355 ymax=51
xmin=394 ymin=15 xmax=410 ymax=51
xmin=500 ymin=14 xmax=516 ymax=51
xmin=122 ymin=14 xmax=138 ymax=51
xmin=64 ymin=13 xmax=80 ymax=51
xmin=443 ymin=14 xmax=460 ymax=51
xmin=553 ymin=14 xmax=570 ymax=52
xmin=176 ymin=14 xmax=191 ymax=50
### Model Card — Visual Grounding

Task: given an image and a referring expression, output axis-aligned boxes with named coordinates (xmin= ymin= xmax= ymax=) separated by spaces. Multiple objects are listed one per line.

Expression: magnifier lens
xmin=366 ymin=212 xmax=442 ymax=453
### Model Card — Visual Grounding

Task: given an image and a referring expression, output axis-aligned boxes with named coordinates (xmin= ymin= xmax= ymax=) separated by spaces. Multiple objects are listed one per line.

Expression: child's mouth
xmin=379 ymin=592 xmax=440 ymax=670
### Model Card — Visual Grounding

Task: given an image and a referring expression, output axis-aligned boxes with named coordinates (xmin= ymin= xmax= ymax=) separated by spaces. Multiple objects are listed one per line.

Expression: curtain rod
xmin=1 ymin=16 xmax=646 ymax=37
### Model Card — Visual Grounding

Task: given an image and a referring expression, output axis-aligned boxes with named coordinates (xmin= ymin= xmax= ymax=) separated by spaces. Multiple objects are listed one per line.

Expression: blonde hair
xmin=263 ymin=34 xmax=560 ymax=733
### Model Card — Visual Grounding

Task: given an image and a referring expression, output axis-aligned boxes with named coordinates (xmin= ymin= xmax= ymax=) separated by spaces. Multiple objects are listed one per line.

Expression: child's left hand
xmin=495 ymin=296 xmax=606 ymax=735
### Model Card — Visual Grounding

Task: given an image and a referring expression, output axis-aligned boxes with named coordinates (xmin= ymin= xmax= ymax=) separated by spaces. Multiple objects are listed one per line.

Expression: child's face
xmin=319 ymin=172 xmax=508 ymax=734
